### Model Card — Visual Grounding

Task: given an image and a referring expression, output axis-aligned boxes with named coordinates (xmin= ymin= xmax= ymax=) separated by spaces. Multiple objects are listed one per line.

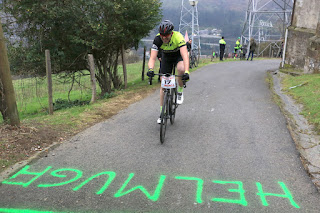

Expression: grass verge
xmin=280 ymin=68 xmax=320 ymax=134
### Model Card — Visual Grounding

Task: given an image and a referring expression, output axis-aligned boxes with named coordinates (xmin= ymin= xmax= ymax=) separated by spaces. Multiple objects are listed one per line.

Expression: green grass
xmin=12 ymin=72 xmax=95 ymax=119
xmin=4 ymin=57 xmax=213 ymax=124
xmin=281 ymin=69 xmax=320 ymax=133
xmin=1 ymin=61 xmax=161 ymax=123
xmin=0 ymin=159 xmax=17 ymax=169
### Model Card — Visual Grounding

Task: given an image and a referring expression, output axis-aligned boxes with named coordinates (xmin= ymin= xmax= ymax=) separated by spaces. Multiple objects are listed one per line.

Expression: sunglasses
xmin=160 ymin=33 xmax=171 ymax=38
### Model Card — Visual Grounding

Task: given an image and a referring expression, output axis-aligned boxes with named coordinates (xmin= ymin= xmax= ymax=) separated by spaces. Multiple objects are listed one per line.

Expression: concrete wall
xmin=285 ymin=0 xmax=320 ymax=73
xmin=292 ymin=0 xmax=320 ymax=30
xmin=286 ymin=27 xmax=315 ymax=68
xmin=304 ymin=15 xmax=320 ymax=73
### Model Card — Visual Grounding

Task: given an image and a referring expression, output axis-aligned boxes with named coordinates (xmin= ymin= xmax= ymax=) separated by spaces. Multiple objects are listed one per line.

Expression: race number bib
xmin=161 ymin=75 xmax=176 ymax=89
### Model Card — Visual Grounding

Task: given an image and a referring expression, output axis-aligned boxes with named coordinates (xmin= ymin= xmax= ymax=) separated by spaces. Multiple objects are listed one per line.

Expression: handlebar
xmin=148 ymin=73 xmax=186 ymax=88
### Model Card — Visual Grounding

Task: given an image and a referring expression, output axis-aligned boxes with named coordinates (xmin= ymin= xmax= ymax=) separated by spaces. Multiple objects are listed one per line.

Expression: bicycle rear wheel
xmin=189 ymin=55 xmax=193 ymax=69
xmin=194 ymin=56 xmax=198 ymax=67
xmin=169 ymin=88 xmax=177 ymax=124
xmin=160 ymin=92 xmax=168 ymax=144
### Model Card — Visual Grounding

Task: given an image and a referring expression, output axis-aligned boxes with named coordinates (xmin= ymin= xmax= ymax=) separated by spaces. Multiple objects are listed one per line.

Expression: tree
xmin=71 ymin=0 xmax=162 ymax=94
xmin=3 ymin=0 xmax=162 ymax=96
xmin=0 ymin=17 xmax=20 ymax=126
xmin=3 ymin=0 xmax=88 ymax=76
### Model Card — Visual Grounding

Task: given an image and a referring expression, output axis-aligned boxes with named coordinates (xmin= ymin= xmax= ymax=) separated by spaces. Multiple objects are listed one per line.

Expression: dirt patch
xmin=0 ymin=86 xmax=157 ymax=174
xmin=0 ymin=123 xmax=66 ymax=171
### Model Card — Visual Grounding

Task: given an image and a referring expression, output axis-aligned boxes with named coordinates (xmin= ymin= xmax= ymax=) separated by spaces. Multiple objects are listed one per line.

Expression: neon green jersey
xmin=152 ymin=31 xmax=186 ymax=56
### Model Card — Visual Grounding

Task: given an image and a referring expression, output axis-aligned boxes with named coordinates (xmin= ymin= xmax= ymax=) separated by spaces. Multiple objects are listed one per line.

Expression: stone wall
xmin=285 ymin=0 xmax=320 ymax=73
xmin=292 ymin=0 xmax=319 ymax=30
xmin=286 ymin=27 xmax=315 ymax=68
xmin=304 ymin=15 xmax=320 ymax=73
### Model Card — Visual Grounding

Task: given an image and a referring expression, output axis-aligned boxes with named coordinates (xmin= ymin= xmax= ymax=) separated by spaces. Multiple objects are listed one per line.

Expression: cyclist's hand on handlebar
xmin=147 ymin=68 xmax=155 ymax=77
xmin=182 ymin=70 xmax=190 ymax=81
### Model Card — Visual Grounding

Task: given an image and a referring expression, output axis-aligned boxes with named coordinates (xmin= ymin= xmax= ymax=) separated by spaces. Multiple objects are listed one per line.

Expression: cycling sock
xmin=178 ymin=86 xmax=183 ymax=93
xmin=160 ymin=106 xmax=162 ymax=113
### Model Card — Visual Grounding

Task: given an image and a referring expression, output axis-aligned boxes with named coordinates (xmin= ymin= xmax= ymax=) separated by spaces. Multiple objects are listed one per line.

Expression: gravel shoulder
xmin=272 ymin=71 xmax=320 ymax=190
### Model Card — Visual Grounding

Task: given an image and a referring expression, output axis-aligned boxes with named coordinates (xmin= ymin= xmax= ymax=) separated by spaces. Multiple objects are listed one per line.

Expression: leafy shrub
xmin=103 ymin=92 xmax=117 ymax=99
xmin=53 ymin=99 xmax=90 ymax=111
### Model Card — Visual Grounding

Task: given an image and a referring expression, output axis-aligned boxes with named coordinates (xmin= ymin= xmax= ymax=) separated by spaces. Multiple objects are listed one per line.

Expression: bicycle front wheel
xmin=160 ymin=92 xmax=168 ymax=144
xmin=169 ymin=88 xmax=177 ymax=124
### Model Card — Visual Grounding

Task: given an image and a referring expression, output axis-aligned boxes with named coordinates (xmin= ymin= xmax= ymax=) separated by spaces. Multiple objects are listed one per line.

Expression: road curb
xmin=272 ymin=71 xmax=320 ymax=191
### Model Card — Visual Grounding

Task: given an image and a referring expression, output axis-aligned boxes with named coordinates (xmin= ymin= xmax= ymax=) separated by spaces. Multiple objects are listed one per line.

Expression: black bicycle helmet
xmin=159 ymin=20 xmax=174 ymax=35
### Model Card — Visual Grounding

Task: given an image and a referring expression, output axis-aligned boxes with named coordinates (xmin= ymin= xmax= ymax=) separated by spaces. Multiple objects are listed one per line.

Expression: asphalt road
xmin=1 ymin=59 xmax=320 ymax=213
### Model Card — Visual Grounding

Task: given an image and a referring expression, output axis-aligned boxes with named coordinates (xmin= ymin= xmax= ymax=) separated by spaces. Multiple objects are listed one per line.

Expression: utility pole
xmin=241 ymin=0 xmax=294 ymax=57
xmin=0 ymin=17 xmax=20 ymax=126
xmin=179 ymin=0 xmax=201 ymax=55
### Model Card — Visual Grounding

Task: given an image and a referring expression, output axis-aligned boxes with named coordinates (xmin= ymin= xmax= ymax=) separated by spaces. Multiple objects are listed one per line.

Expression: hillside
xmin=162 ymin=0 xmax=248 ymax=12
xmin=139 ymin=0 xmax=249 ymax=54
xmin=160 ymin=0 xmax=248 ymax=39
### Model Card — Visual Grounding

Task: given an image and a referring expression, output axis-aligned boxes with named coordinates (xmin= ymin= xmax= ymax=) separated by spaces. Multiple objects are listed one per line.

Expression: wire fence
xmin=8 ymin=49 xmax=146 ymax=120
xmin=12 ymin=71 xmax=97 ymax=119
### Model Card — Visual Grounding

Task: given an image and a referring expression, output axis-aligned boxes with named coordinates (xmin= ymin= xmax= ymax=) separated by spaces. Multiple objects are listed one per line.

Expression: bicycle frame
xmin=148 ymin=70 xmax=186 ymax=144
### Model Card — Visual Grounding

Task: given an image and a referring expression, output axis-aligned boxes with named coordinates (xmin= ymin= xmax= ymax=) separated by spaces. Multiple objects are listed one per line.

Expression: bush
xmin=103 ymin=92 xmax=117 ymax=99
xmin=53 ymin=99 xmax=90 ymax=111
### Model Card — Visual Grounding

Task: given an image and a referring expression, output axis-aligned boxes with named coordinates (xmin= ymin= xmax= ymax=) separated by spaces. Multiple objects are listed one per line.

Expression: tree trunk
xmin=111 ymin=50 xmax=121 ymax=89
xmin=0 ymin=18 xmax=20 ymax=126
xmin=0 ymin=78 xmax=8 ymax=120
xmin=95 ymin=52 xmax=121 ymax=96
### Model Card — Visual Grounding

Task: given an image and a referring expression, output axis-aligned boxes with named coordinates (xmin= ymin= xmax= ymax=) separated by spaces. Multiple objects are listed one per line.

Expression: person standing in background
xmin=234 ymin=37 xmax=241 ymax=59
xmin=211 ymin=50 xmax=216 ymax=62
xmin=186 ymin=39 xmax=192 ymax=68
xmin=186 ymin=39 xmax=192 ymax=53
xmin=247 ymin=38 xmax=257 ymax=61
xmin=219 ymin=36 xmax=226 ymax=61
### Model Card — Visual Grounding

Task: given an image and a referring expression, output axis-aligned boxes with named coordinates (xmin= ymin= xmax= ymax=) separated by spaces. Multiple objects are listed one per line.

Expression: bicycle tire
xmin=169 ymin=88 xmax=177 ymax=124
xmin=189 ymin=55 xmax=193 ymax=69
xmin=160 ymin=92 xmax=168 ymax=144
xmin=194 ymin=56 xmax=198 ymax=67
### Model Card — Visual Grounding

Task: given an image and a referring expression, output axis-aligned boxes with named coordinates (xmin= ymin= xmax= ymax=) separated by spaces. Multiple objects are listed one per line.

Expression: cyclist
xmin=234 ymin=37 xmax=241 ymax=59
xmin=147 ymin=20 xmax=190 ymax=124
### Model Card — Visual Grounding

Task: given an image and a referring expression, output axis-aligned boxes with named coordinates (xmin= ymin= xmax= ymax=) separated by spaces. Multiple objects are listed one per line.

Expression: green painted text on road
xmin=2 ymin=165 xmax=300 ymax=208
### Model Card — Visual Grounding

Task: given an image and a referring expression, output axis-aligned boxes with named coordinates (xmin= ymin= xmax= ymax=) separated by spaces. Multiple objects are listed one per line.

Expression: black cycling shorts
xmin=160 ymin=53 xmax=183 ymax=74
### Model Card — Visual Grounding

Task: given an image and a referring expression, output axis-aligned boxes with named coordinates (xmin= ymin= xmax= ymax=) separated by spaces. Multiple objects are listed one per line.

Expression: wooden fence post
xmin=45 ymin=50 xmax=53 ymax=115
xmin=142 ymin=46 xmax=146 ymax=81
xmin=88 ymin=54 xmax=97 ymax=104
xmin=121 ymin=45 xmax=127 ymax=89
xmin=269 ymin=44 xmax=272 ymax=58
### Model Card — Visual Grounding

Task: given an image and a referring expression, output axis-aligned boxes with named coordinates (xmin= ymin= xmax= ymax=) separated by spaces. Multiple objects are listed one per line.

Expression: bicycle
xmin=189 ymin=49 xmax=198 ymax=68
xmin=148 ymin=67 xmax=186 ymax=144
